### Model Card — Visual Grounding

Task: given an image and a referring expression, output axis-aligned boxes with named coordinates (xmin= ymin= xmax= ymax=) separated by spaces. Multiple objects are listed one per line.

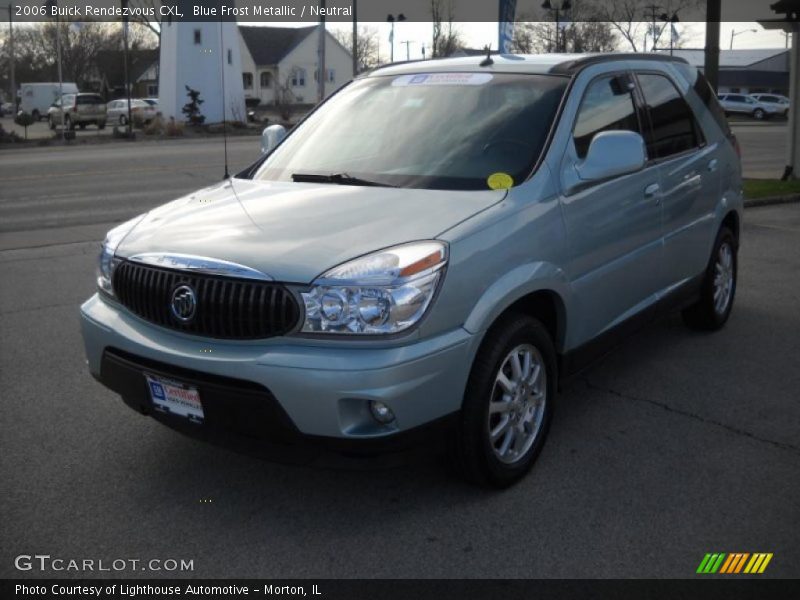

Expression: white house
xmin=238 ymin=26 xmax=353 ymax=106
xmin=159 ymin=18 xmax=246 ymax=123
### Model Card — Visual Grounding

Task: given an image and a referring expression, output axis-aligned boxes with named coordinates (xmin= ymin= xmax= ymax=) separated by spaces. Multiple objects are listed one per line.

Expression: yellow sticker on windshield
xmin=487 ymin=172 xmax=514 ymax=190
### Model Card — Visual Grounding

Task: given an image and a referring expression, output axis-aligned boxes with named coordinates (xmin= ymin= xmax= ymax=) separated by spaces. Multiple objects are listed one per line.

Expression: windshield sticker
xmin=392 ymin=73 xmax=493 ymax=87
xmin=487 ymin=172 xmax=514 ymax=190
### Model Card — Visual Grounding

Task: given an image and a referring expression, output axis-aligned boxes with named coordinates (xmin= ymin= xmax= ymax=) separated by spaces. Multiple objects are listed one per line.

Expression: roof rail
xmin=550 ymin=53 xmax=690 ymax=75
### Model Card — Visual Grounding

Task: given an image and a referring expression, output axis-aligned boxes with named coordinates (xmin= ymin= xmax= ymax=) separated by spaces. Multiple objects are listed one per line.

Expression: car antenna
xmin=219 ymin=14 xmax=230 ymax=180
xmin=479 ymin=45 xmax=494 ymax=67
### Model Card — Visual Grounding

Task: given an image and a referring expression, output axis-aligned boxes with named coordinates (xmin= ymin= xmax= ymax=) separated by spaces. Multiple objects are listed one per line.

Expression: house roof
xmin=95 ymin=49 xmax=158 ymax=87
xmin=656 ymin=48 xmax=788 ymax=69
xmin=239 ymin=26 xmax=317 ymax=66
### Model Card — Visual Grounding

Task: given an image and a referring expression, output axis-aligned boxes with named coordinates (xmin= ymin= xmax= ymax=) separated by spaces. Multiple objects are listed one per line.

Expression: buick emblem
xmin=170 ymin=284 xmax=197 ymax=323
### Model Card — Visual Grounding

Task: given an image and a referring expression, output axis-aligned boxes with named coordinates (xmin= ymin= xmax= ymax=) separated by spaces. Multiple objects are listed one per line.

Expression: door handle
xmin=708 ymin=159 xmax=719 ymax=172
xmin=644 ymin=183 xmax=660 ymax=200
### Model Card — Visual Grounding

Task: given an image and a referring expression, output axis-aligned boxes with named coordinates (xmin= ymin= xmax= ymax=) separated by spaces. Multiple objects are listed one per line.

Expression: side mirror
xmin=575 ymin=130 xmax=646 ymax=182
xmin=261 ymin=124 xmax=286 ymax=155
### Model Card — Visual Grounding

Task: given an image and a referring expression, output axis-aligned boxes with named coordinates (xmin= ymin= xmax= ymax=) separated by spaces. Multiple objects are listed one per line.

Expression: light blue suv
xmin=81 ymin=53 xmax=742 ymax=487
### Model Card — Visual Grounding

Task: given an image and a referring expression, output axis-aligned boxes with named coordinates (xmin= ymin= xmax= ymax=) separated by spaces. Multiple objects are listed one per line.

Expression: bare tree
xmin=597 ymin=0 xmax=700 ymax=52
xmin=511 ymin=10 xmax=617 ymax=54
xmin=431 ymin=0 xmax=463 ymax=58
xmin=0 ymin=21 xmax=154 ymax=91
xmin=333 ymin=26 xmax=379 ymax=73
xmin=274 ymin=67 xmax=300 ymax=122
xmin=128 ymin=0 xmax=162 ymax=39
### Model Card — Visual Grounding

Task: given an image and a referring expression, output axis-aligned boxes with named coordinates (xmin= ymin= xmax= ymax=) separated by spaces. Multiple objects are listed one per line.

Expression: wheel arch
xmin=463 ymin=263 xmax=570 ymax=354
xmin=721 ymin=210 xmax=740 ymax=246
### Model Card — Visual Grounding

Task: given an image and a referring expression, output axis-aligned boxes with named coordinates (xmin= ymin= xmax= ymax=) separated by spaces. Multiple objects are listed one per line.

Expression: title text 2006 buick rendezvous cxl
xmin=81 ymin=53 xmax=742 ymax=487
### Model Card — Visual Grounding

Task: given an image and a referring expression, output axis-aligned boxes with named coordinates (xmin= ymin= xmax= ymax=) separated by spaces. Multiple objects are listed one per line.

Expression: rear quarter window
xmin=690 ymin=70 xmax=732 ymax=138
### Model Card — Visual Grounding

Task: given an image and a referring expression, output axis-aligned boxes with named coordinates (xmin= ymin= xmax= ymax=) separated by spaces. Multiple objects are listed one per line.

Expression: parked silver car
xmin=81 ymin=54 xmax=742 ymax=487
xmin=717 ymin=93 xmax=777 ymax=120
xmin=107 ymin=98 xmax=157 ymax=125
xmin=749 ymin=93 xmax=790 ymax=117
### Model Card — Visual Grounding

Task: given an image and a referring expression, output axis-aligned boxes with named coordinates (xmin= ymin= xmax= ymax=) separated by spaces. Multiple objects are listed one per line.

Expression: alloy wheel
xmin=487 ymin=343 xmax=547 ymax=465
xmin=713 ymin=242 xmax=734 ymax=315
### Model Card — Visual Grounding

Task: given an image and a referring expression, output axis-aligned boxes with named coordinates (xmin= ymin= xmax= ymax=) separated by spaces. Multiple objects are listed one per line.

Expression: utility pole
xmin=351 ymin=0 xmax=357 ymax=76
xmin=56 ymin=11 xmax=64 ymax=139
xmin=8 ymin=3 xmax=14 ymax=111
xmin=122 ymin=0 xmax=132 ymax=135
xmin=317 ymin=0 xmax=326 ymax=103
xmin=644 ymin=4 xmax=660 ymax=51
xmin=401 ymin=40 xmax=412 ymax=61
xmin=704 ymin=0 xmax=721 ymax=93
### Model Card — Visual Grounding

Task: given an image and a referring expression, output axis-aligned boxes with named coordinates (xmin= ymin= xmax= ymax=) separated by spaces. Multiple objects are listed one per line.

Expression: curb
xmin=744 ymin=194 xmax=800 ymax=208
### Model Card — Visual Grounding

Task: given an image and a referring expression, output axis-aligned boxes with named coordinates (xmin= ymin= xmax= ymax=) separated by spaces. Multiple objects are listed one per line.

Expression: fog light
xmin=369 ymin=400 xmax=395 ymax=424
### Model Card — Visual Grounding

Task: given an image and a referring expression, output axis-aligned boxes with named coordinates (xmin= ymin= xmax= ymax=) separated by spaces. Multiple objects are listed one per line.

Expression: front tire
xmin=753 ymin=108 xmax=765 ymax=120
xmin=65 ymin=115 xmax=74 ymax=131
xmin=682 ymin=226 xmax=737 ymax=331
xmin=451 ymin=314 xmax=556 ymax=487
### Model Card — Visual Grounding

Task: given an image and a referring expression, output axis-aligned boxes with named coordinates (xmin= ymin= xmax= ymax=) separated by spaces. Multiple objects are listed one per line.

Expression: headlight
xmin=301 ymin=241 xmax=448 ymax=335
xmin=96 ymin=214 xmax=145 ymax=297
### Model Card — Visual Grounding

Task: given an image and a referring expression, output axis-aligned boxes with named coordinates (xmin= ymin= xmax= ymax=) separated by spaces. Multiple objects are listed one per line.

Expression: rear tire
xmin=78 ymin=123 xmax=86 ymax=130
xmin=65 ymin=115 xmax=74 ymax=131
xmin=451 ymin=313 xmax=556 ymax=488
xmin=48 ymin=116 xmax=56 ymax=130
xmin=98 ymin=121 xmax=106 ymax=130
xmin=32 ymin=109 xmax=40 ymax=121
xmin=682 ymin=226 xmax=737 ymax=331
xmin=119 ymin=115 xmax=128 ymax=125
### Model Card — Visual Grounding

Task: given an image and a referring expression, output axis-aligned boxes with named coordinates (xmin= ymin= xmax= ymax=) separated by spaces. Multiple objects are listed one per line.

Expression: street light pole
xmin=542 ymin=1 xmax=571 ymax=53
xmin=387 ymin=13 xmax=405 ymax=63
xmin=730 ymin=28 xmax=758 ymax=50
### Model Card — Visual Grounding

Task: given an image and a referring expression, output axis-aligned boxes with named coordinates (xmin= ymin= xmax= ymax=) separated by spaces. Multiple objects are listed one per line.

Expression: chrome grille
xmin=112 ymin=261 xmax=300 ymax=339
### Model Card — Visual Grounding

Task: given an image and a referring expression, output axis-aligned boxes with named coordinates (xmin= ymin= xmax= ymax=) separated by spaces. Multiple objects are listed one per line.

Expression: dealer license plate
xmin=145 ymin=374 xmax=204 ymax=424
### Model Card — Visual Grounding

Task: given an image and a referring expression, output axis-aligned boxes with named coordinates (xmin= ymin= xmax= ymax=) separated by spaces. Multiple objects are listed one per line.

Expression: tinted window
xmin=77 ymin=95 xmax=103 ymax=105
xmin=690 ymin=69 xmax=731 ymax=137
xmin=637 ymin=73 xmax=699 ymax=159
xmin=573 ymin=74 xmax=640 ymax=159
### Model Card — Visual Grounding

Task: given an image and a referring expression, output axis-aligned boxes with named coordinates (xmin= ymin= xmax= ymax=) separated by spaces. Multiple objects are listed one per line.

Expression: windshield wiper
xmin=291 ymin=172 xmax=395 ymax=187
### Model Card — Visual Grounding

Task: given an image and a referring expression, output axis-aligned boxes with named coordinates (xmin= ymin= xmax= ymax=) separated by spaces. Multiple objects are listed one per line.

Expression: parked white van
xmin=20 ymin=82 xmax=79 ymax=121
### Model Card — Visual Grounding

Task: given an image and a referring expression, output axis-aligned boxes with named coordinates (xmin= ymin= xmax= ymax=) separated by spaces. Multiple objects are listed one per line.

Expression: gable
xmin=238 ymin=26 xmax=316 ymax=66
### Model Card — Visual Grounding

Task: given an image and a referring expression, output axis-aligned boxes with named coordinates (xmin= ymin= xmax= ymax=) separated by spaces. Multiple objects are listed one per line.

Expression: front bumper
xmin=80 ymin=294 xmax=477 ymax=447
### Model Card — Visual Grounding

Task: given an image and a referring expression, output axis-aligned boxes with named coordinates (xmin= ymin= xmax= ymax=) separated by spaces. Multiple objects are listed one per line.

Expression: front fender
xmin=462 ymin=262 xmax=571 ymax=351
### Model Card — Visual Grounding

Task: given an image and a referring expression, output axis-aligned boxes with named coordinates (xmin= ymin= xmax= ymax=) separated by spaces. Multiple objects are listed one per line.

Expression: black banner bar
xmin=3 ymin=579 xmax=800 ymax=600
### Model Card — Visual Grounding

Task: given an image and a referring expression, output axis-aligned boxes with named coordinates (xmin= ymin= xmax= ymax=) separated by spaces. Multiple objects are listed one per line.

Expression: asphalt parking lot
xmin=0 ymin=140 xmax=798 ymax=579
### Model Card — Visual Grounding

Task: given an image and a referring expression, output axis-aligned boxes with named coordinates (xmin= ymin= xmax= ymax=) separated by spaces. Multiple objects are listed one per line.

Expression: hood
xmin=116 ymin=179 xmax=505 ymax=283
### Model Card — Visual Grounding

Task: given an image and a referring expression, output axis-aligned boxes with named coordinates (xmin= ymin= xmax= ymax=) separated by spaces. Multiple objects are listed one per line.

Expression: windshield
xmin=254 ymin=72 xmax=568 ymax=190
